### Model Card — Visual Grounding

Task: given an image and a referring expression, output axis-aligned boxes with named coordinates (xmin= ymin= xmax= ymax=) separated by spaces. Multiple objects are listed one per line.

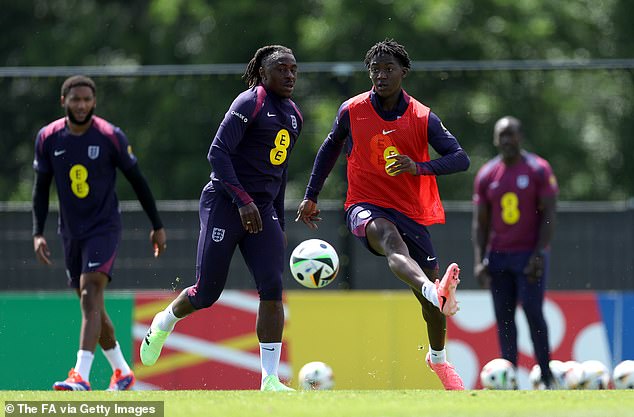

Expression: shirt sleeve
xmin=208 ymin=91 xmax=258 ymax=207
xmin=32 ymin=170 xmax=53 ymax=236
xmin=122 ymin=164 xmax=164 ymax=230
xmin=415 ymin=112 xmax=470 ymax=176
xmin=33 ymin=129 xmax=51 ymax=174
xmin=473 ymin=166 xmax=489 ymax=206
xmin=304 ymin=101 xmax=350 ymax=202
xmin=537 ymin=158 xmax=559 ymax=198
xmin=111 ymin=128 xmax=138 ymax=171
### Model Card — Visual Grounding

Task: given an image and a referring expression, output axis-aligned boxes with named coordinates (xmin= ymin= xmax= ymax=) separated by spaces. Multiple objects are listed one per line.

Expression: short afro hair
xmin=364 ymin=39 xmax=411 ymax=70
xmin=61 ymin=75 xmax=96 ymax=97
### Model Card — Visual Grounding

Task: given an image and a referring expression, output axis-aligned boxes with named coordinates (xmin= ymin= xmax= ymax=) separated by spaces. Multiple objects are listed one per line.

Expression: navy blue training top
xmin=208 ymin=84 xmax=303 ymax=228
xmin=33 ymin=116 xmax=137 ymax=239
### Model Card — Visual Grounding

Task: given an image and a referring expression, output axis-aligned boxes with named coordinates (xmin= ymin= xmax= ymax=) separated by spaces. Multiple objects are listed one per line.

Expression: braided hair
xmin=242 ymin=45 xmax=294 ymax=88
xmin=364 ymin=39 xmax=411 ymax=70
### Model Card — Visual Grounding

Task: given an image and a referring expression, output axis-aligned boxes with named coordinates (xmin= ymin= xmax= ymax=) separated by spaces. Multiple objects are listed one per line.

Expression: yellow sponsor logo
xmin=384 ymin=146 xmax=400 ymax=176
xmin=69 ymin=164 xmax=89 ymax=198
xmin=270 ymin=129 xmax=290 ymax=165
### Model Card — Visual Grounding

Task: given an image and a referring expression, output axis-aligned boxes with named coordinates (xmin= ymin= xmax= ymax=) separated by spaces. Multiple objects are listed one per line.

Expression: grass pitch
xmin=2 ymin=389 xmax=632 ymax=417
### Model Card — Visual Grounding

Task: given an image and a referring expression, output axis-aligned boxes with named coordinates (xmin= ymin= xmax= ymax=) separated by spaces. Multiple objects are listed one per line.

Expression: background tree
xmin=1 ymin=0 xmax=632 ymax=202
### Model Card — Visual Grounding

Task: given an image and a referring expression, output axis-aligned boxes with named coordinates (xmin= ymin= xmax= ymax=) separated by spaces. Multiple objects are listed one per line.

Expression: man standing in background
xmin=472 ymin=115 xmax=558 ymax=389
xmin=33 ymin=75 xmax=167 ymax=390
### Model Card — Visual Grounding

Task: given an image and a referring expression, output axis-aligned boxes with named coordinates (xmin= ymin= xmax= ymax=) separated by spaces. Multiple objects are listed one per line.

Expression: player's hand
xmin=33 ymin=235 xmax=52 ymax=265
xmin=524 ymin=252 xmax=545 ymax=283
xmin=474 ymin=262 xmax=490 ymax=289
xmin=295 ymin=199 xmax=321 ymax=230
xmin=385 ymin=154 xmax=417 ymax=176
xmin=151 ymin=228 xmax=167 ymax=258
xmin=239 ymin=202 xmax=262 ymax=233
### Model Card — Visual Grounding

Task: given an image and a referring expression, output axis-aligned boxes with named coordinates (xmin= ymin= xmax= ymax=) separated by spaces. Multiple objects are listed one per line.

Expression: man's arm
xmin=524 ymin=195 xmax=557 ymax=282
xmin=32 ymin=170 xmax=53 ymax=265
xmin=273 ymin=167 xmax=287 ymax=231
xmin=208 ymin=91 xmax=257 ymax=207
xmin=416 ymin=112 xmax=470 ymax=176
xmin=297 ymin=103 xmax=349 ymax=229
xmin=472 ymin=201 xmax=492 ymax=288
xmin=121 ymin=164 xmax=166 ymax=257
xmin=535 ymin=195 xmax=557 ymax=253
xmin=303 ymin=102 xmax=350 ymax=203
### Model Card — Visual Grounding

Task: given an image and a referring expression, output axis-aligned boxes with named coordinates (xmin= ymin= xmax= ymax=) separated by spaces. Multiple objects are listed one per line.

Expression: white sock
xmin=153 ymin=305 xmax=181 ymax=332
xmin=421 ymin=281 xmax=440 ymax=308
xmin=429 ymin=348 xmax=446 ymax=364
xmin=102 ymin=342 xmax=131 ymax=375
xmin=260 ymin=342 xmax=282 ymax=382
xmin=74 ymin=350 xmax=94 ymax=381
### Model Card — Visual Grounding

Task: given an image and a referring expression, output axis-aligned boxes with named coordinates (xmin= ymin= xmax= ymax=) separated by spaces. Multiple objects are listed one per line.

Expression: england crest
xmin=212 ymin=227 xmax=225 ymax=242
xmin=517 ymin=174 xmax=529 ymax=189
xmin=88 ymin=145 xmax=100 ymax=160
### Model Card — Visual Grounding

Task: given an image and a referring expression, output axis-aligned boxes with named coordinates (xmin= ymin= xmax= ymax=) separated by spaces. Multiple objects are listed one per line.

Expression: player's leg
xmin=72 ymin=231 xmax=136 ymax=390
xmin=412 ymin=267 xmax=464 ymax=390
xmin=98 ymin=310 xmax=136 ymax=391
xmin=349 ymin=204 xmax=463 ymax=389
xmin=350 ymin=204 xmax=459 ymax=315
xmin=54 ymin=271 xmax=108 ymax=391
xmin=140 ymin=189 xmax=238 ymax=366
xmin=53 ymin=238 xmax=92 ymax=391
xmin=240 ymin=205 xmax=293 ymax=391
xmin=517 ymin=251 xmax=554 ymax=387
xmin=488 ymin=251 xmax=520 ymax=365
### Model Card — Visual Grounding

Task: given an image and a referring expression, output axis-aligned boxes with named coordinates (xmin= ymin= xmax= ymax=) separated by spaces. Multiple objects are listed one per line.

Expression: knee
xmin=80 ymin=283 xmax=103 ymax=310
xmin=258 ymin=280 xmax=283 ymax=301
xmin=185 ymin=285 xmax=220 ymax=310
xmin=189 ymin=293 xmax=219 ymax=310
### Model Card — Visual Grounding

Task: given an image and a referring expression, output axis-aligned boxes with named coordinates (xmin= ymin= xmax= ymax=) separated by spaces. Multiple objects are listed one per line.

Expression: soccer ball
xmin=549 ymin=359 xmax=568 ymax=389
xmin=579 ymin=360 xmax=610 ymax=389
xmin=529 ymin=360 xmax=567 ymax=389
xmin=289 ymin=239 xmax=339 ymax=288
xmin=298 ymin=361 xmax=335 ymax=390
xmin=562 ymin=361 xmax=584 ymax=389
xmin=479 ymin=358 xmax=517 ymax=390
xmin=613 ymin=360 xmax=634 ymax=389
xmin=528 ymin=364 xmax=542 ymax=389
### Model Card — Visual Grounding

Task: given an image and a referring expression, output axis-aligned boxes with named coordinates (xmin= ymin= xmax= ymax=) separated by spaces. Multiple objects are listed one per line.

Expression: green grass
xmin=2 ymin=390 xmax=632 ymax=417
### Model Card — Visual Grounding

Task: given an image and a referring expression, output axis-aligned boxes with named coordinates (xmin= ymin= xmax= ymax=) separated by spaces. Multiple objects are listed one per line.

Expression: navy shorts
xmin=345 ymin=202 xmax=438 ymax=270
xmin=62 ymin=230 xmax=120 ymax=288
xmin=188 ymin=186 xmax=285 ymax=309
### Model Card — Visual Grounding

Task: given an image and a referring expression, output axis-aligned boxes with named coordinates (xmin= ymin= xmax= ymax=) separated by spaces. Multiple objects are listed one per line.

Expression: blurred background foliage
xmin=1 ymin=0 xmax=633 ymax=202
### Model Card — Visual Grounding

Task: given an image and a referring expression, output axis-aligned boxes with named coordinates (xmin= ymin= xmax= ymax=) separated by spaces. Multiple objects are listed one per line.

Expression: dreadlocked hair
xmin=242 ymin=45 xmax=294 ymax=88
xmin=364 ymin=39 xmax=411 ymax=70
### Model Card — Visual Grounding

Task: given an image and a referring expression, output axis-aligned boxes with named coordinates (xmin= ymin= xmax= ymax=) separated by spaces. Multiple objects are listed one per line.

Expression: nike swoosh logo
xmin=144 ymin=329 xmax=152 ymax=345
xmin=267 ymin=112 xmax=276 ymax=117
xmin=440 ymin=295 xmax=447 ymax=310
xmin=88 ymin=262 xmax=101 ymax=268
xmin=382 ymin=129 xmax=396 ymax=135
xmin=426 ymin=256 xmax=436 ymax=261
xmin=54 ymin=150 xmax=66 ymax=156
xmin=272 ymin=215 xmax=279 ymax=221
xmin=262 ymin=347 xmax=275 ymax=351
